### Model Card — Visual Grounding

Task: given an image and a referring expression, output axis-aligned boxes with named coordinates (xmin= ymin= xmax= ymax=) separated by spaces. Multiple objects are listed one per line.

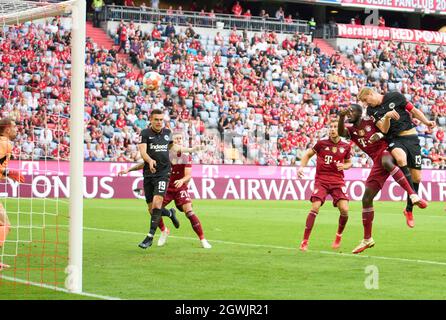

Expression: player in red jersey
xmin=338 ymin=104 xmax=427 ymax=254
xmin=297 ymin=120 xmax=352 ymax=251
xmin=120 ymin=133 xmax=211 ymax=249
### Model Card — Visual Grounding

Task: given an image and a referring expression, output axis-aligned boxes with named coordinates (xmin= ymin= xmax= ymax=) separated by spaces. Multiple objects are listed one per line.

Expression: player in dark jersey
xmin=338 ymin=104 xmax=427 ymax=254
xmin=136 ymin=108 xmax=183 ymax=249
xmin=358 ymin=88 xmax=435 ymax=225
xmin=297 ymin=120 xmax=352 ymax=251
xmin=120 ymin=133 xmax=211 ymax=249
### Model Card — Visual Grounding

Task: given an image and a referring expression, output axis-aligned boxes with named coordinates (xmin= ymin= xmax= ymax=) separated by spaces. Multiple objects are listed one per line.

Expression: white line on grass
xmin=74 ymin=225 xmax=446 ymax=267
xmin=0 ymin=275 xmax=122 ymax=300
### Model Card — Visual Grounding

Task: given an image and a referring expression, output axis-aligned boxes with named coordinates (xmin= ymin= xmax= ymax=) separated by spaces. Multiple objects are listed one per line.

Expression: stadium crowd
xmin=0 ymin=17 xmax=445 ymax=168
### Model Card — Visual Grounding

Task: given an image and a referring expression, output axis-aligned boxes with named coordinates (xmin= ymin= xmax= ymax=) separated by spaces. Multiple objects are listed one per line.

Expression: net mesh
xmin=0 ymin=2 xmax=74 ymax=292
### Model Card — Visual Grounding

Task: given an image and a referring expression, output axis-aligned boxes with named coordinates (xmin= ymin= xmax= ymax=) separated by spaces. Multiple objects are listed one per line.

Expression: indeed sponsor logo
xmin=150 ymin=144 xmax=168 ymax=151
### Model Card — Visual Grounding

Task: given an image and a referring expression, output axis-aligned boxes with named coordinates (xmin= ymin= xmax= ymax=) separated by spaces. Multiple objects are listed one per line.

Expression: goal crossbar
xmin=0 ymin=0 xmax=78 ymax=25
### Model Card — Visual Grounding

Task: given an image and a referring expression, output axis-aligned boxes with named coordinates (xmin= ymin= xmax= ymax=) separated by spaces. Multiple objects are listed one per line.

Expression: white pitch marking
xmin=55 ymin=225 xmax=446 ymax=267
xmin=0 ymin=275 xmax=122 ymax=300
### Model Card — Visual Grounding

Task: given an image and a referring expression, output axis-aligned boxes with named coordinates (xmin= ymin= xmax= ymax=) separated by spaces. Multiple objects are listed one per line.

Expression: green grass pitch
xmin=1 ymin=199 xmax=446 ymax=300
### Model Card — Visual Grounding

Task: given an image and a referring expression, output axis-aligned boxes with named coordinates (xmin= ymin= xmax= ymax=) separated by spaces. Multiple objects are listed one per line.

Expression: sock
xmin=362 ymin=207 xmax=374 ymax=240
xmin=161 ymin=208 xmax=172 ymax=217
xmin=406 ymin=182 xmax=420 ymax=212
xmin=186 ymin=211 xmax=204 ymax=240
xmin=303 ymin=210 xmax=318 ymax=241
xmin=148 ymin=208 xmax=163 ymax=237
xmin=0 ymin=224 xmax=10 ymax=246
xmin=158 ymin=218 xmax=166 ymax=232
xmin=337 ymin=215 xmax=349 ymax=235
xmin=400 ymin=166 xmax=416 ymax=191
xmin=149 ymin=209 xmax=166 ymax=232
xmin=389 ymin=165 xmax=416 ymax=196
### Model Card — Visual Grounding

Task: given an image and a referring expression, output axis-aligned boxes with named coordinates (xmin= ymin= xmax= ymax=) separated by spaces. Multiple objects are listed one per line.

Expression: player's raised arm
xmin=170 ymin=144 xmax=205 ymax=154
xmin=338 ymin=108 xmax=351 ymax=138
xmin=406 ymin=103 xmax=436 ymax=129
xmin=297 ymin=148 xmax=316 ymax=178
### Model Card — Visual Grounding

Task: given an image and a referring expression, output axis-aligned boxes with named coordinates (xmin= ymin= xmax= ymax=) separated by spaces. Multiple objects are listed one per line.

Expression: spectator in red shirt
xmin=115 ymin=114 xmax=127 ymax=129
xmin=232 ymin=1 xmax=243 ymax=16
xmin=436 ymin=128 xmax=445 ymax=142
xmin=378 ymin=16 xmax=385 ymax=27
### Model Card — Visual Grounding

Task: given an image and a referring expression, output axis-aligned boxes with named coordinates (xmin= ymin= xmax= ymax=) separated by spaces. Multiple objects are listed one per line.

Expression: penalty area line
xmin=57 ymin=225 xmax=446 ymax=267
xmin=0 ymin=275 xmax=122 ymax=300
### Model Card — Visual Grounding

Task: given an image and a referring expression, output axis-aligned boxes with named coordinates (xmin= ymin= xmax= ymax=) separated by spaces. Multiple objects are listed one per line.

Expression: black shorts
xmin=388 ymin=135 xmax=422 ymax=170
xmin=143 ymin=176 xmax=170 ymax=204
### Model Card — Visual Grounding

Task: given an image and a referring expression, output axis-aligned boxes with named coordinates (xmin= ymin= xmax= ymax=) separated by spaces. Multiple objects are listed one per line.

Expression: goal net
xmin=0 ymin=0 xmax=85 ymax=294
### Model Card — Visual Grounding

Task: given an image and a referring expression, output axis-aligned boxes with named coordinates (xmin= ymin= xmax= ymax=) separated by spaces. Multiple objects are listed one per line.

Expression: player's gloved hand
xmin=384 ymin=110 xmax=400 ymax=120
xmin=297 ymin=167 xmax=305 ymax=178
xmin=336 ymin=162 xmax=344 ymax=171
xmin=174 ymin=179 xmax=185 ymax=188
xmin=7 ymin=170 xmax=25 ymax=183
xmin=148 ymin=159 xmax=157 ymax=173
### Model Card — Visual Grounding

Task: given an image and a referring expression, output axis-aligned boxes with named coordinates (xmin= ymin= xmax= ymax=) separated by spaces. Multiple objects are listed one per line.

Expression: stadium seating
xmin=0 ymin=18 xmax=444 ymax=167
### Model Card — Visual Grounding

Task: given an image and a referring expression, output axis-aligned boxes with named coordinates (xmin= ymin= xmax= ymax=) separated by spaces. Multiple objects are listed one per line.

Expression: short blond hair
xmin=358 ymin=87 xmax=375 ymax=101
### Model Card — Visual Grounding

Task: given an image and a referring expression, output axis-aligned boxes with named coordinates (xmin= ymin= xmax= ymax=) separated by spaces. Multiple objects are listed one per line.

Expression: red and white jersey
xmin=312 ymin=138 xmax=351 ymax=186
xmin=168 ymin=149 xmax=192 ymax=190
xmin=346 ymin=118 xmax=388 ymax=161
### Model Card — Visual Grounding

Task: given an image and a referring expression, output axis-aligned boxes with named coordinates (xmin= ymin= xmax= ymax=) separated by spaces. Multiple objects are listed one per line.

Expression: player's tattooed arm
xmin=170 ymin=144 xmax=205 ymax=154
xmin=376 ymin=110 xmax=399 ymax=134
xmin=338 ymin=109 xmax=350 ymax=137
xmin=297 ymin=148 xmax=316 ymax=178
xmin=118 ymin=162 xmax=144 ymax=176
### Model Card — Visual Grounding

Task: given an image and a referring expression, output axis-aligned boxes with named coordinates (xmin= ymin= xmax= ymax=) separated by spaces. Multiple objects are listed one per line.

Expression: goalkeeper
xmin=0 ymin=118 xmax=25 ymax=270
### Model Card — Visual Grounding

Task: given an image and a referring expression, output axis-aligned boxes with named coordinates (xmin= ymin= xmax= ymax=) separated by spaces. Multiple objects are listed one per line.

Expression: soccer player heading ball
xmin=297 ymin=120 xmax=352 ymax=252
xmin=358 ymin=87 xmax=434 ymax=227
xmin=338 ymin=104 xmax=427 ymax=254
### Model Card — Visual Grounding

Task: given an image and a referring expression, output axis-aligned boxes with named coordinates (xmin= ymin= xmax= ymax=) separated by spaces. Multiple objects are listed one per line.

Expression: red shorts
xmin=310 ymin=181 xmax=349 ymax=207
xmin=162 ymin=188 xmax=192 ymax=212
xmin=365 ymin=152 xmax=391 ymax=191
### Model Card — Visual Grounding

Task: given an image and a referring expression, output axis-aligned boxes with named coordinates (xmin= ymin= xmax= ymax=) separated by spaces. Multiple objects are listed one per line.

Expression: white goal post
xmin=0 ymin=0 xmax=85 ymax=293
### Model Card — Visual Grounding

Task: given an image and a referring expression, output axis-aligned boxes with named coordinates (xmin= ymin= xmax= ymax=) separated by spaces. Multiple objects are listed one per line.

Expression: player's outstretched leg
xmin=184 ymin=208 xmax=211 ymax=249
xmin=382 ymin=157 xmax=427 ymax=213
xmin=404 ymin=170 xmax=422 ymax=228
xmin=352 ymin=188 xmax=377 ymax=254
xmin=139 ymin=199 xmax=164 ymax=249
xmin=332 ymin=200 xmax=348 ymax=250
xmin=300 ymin=201 xmax=321 ymax=251
xmin=161 ymin=207 xmax=180 ymax=229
